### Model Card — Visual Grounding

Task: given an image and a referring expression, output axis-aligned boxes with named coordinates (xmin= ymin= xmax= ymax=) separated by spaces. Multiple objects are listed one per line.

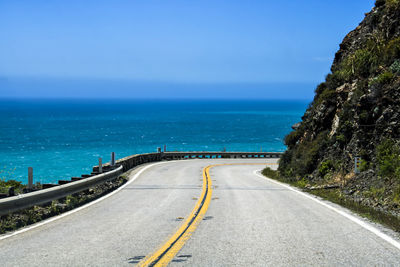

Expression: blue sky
xmin=0 ymin=0 xmax=374 ymax=99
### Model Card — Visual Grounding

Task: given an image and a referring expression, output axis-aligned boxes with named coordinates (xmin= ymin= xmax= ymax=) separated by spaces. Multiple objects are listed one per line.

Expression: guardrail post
xmin=28 ymin=167 xmax=33 ymax=190
xmin=111 ymin=152 xmax=115 ymax=166
xmin=99 ymin=158 xmax=103 ymax=173
xmin=164 ymin=144 xmax=167 ymax=152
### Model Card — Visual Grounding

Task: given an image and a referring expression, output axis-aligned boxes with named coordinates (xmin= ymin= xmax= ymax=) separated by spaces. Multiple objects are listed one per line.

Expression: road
xmin=1 ymin=158 xmax=400 ymax=266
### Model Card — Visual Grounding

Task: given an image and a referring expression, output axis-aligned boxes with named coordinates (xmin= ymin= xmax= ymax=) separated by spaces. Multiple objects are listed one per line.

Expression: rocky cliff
xmin=279 ymin=0 xmax=400 ymax=215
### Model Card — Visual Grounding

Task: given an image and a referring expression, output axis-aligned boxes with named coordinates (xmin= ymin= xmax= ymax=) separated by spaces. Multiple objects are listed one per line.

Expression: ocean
xmin=0 ymin=99 xmax=309 ymax=184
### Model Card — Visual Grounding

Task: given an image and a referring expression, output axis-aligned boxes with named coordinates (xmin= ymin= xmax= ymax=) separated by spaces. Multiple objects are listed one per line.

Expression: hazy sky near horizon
xmin=0 ymin=0 xmax=375 ymax=99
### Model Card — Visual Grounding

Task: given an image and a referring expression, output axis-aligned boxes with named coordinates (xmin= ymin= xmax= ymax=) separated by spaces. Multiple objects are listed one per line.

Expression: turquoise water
xmin=0 ymin=99 xmax=308 ymax=184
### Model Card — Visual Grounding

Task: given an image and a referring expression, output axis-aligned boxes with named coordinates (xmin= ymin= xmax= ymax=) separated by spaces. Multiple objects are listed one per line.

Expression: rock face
xmin=279 ymin=0 xmax=400 ymax=215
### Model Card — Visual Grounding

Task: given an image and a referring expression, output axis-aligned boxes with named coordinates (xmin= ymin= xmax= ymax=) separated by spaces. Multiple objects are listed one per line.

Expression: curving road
xmin=1 ymin=159 xmax=400 ymax=266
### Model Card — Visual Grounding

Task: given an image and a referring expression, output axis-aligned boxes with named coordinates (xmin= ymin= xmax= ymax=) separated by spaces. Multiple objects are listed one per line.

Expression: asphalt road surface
xmin=1 ymin=158 xmax=400 ymax=266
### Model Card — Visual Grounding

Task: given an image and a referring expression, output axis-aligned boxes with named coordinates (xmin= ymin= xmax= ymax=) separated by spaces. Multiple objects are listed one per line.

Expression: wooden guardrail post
xmin=111 ymin=152 xmax=115 ymax=166
xmin=28 ymin=167 xmax=33 ymax=190
xmin=99 ymin=158 xmax=102 ymax=173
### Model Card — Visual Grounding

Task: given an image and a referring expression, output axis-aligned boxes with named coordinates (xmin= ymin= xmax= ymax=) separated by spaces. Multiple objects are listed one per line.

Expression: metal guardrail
xmin=93 ymin=151 xmax=281 ymax=172
xmin=0 ymin=166 xmax=123 ymax=216
xmin=0 ymin=151 xmax=282 ymax=216
xmin=161 ymin=151 xmax=282 ymax=160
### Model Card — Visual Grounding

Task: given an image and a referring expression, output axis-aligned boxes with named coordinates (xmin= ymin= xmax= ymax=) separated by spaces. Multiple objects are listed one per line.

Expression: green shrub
xmin=325 ymin=72 xmax=343 ymax=89
xmin=301 ymin=136 xmax=324 ymax=174
xmin=337 ymin=120 xmax=353 ymax=141
xmin=0 ymin=167 xmax=25 ymax=194
xmin=338 ymin=48 xmax=379 ymax=80
xmin=319 ymin=89 xmax=336 ymax=103
xmin=312 ymin=88 xmax=337 ymax=110
xmin=369 ymin=71 xmax=395 ymax=87
xmin=0 ymin=180 xmax=24 ymax=194
xmin=284 ymin=131 xmax=329 ymax=178
xmin=336 ymin=59 xmax=354 ymax=81
xmin=376 ymin=139 xmax=400 ymax=178
xmin=314 ymin=82 xmax=327 ymax=95
xmin=331 ymin=34 xmax=399 ymax=83
xmin=384 ymin=37 xmax=400 ymax=64
xmin=66 ymin=195 xmax=78 ymax=208
xmin=262 ymin=167 xmax=279 ymax=179
xmin=335 ymin=34 xmax=400 ymax=81
xmin=359 ymin=110 xmax=370 ymax=123
xmin=360 ymin=159 xmax=370 ymax=172
xmin=278 ymin=150 xmax=297 ymax=179
xmin=318 ymin=160 xmax=335 ymax=177
xmin=335 ymin=134 xmax=346 ymax=145
xmin=390 ymin=59 xmax=400 ymax=74
xmin=295 ymin=178 xmax=308 ymax=188
xmin=354 ymin=49 xmax=379 ymax=77
xmin=284 ymin=130 xmax=302 ymax=148
xmin=386 ymin=0 xmax=400 ymax=9
xmin=363 ymin=186 xmax=385 ymax=201
xmin=25 ymin=207 xmax=42 ymax=224
xmin=0 ymin=217 xmax=17 ymax=233
xmin=393 ymin=185 xmax=400 ymax=204
xmin=50 ymin=200 xmax=62 ymax=214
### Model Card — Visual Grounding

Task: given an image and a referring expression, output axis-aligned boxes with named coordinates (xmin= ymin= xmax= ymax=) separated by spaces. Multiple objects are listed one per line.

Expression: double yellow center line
xmin=138 ymin=165 xmax=214 ymax=267
xmin=139 ymin=163 xmax=275 ymax=266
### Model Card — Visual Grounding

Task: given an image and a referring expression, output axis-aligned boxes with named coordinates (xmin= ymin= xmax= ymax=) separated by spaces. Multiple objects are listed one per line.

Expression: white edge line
xmin=0 ymin=161 xmax=169 ymax=242
xmin=253 ymin=169 xmax=400 ymax=251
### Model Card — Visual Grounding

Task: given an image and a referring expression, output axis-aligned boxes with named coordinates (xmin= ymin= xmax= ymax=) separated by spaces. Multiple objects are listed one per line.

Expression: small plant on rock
xmin=377 ymin=139 xmax=400 ymax=179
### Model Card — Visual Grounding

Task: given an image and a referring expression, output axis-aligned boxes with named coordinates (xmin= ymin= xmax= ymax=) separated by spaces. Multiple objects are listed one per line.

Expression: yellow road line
xmin=139 ymin=162 xmax=274 ymax=267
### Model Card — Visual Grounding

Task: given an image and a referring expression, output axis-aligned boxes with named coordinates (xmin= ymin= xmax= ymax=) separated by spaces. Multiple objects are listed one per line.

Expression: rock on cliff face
xmin=279 ymin=1 xmax=400 ymax=214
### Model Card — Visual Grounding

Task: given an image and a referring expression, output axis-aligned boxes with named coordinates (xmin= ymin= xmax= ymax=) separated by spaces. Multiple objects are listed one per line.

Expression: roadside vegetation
xmin=0 ymin=175 xmax=128 ymax=235
xmin=0 ymin=167 xmax=25 ymax=195
xmin=262 ymin=166 xmax=400 ymax=232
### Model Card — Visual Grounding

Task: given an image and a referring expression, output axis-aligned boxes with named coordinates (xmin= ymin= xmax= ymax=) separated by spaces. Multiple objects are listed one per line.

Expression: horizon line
xmin=0 ymin=96 xmax=313 ymax=101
